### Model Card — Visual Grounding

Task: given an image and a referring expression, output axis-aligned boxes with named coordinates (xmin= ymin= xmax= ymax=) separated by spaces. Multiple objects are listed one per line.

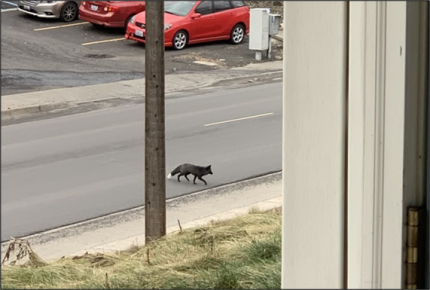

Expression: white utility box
xmin=249 ymin=8 xmax=270 ymax=51
xmin=269 ymin=14 xmax=281 ymax=36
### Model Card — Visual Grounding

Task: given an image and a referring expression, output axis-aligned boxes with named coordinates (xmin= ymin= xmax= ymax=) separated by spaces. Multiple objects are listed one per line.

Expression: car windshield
xmin=164 ymin=1 xmax=196 ymax=17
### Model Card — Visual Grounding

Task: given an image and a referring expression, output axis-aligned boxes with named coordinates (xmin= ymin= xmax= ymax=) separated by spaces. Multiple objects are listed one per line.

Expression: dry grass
xmin=1 ymin=208 xmax=282 ymax=289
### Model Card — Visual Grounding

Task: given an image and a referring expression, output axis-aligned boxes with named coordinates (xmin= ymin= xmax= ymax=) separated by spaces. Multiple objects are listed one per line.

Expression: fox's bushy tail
xmin=167 ymin=165 xmax=182 ymax=179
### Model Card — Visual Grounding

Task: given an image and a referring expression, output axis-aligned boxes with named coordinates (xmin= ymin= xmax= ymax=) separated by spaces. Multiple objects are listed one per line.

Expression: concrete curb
xmin=1 ymin=172 xmax=282 ymax=252
xmin=1 ymin=70 xmax=283 ymax=121
xmin=1 ymin=103 xmax=69 ymax=119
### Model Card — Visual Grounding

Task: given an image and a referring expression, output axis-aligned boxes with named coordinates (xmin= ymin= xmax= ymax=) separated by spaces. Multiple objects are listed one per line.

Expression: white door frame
xmin=348 ymin=1 xmax=429 ymax=288
xmin=281 ymin=1 xmax=428 ymax=288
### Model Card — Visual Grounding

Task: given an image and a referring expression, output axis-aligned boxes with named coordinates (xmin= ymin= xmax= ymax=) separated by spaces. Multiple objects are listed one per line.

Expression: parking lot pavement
xmin=1 ymin=0 xmax=18 ymax=11
xmin=1 ymin=7 xmax=282 ymax=95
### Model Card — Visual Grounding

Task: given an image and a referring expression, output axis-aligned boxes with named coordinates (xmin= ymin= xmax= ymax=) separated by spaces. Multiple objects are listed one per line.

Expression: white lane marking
xmin=1 ymin=7 xmax=18 ymax=12
xmin=2 ymin=1 xmax=18 ymax=6
xmin=204 ymin=112 xmax=274 ymax=127
xmin=82 ymin=37 xmax=126 ymax=46
xmin=34 ymin=22 xmax=89 ymax=31
xmin=194 ymin=60 xmax=218 ymax=66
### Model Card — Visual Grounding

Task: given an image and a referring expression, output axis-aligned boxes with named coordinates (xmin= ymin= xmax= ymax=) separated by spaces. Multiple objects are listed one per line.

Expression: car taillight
xmin=104 ymin=6 xmax=119 ymax=12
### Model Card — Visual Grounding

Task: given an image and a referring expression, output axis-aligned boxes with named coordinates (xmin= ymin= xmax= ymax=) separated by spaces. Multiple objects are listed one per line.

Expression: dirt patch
xmin=170 ymin=39 xmax=282 ymax=69
xmin=171 ymin=53 xmax=229 ymax=68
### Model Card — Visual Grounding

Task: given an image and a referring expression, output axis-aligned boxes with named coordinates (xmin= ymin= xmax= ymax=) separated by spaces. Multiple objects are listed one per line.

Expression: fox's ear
xmin=207 ymin=165 xmax=211 ymax=168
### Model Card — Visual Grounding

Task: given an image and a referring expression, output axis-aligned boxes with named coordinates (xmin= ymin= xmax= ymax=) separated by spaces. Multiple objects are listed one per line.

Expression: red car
xmin=79 ymin=1 xmax=146 ymax=29
xmin=125 ymin=1 xmax=250 ymax=50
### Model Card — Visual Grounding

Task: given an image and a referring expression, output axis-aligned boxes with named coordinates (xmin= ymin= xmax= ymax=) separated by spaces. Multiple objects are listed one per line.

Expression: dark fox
xmin=167 ymin=163 xmax=213 ymax=185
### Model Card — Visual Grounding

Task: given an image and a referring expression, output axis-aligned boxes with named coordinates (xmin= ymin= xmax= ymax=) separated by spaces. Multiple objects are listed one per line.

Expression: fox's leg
xmin=184 ymin=174 xmax=190 ymax=182
xmin=198 ymin=176 xmax=207 ymax=186
xmin=177 ymin=174 xmax=182 ymax=182
xmin=193 ymin=175 xmax=197 ymax=184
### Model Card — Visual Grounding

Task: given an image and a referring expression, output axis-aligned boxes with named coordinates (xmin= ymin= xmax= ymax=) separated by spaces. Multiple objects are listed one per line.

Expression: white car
xmin=17 ymin=1 xmax=81 ymax=22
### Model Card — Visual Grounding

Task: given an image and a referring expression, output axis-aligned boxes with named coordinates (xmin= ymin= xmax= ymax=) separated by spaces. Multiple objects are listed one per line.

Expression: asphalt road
xmin=1 ymin=82 xmax=282 ymax=241
xmin=1 ymin=4 xmax=278 ymax=95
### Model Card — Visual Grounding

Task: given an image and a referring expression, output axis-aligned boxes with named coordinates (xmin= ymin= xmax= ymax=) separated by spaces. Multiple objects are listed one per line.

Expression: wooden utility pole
xmin=145 ymin=0 xmax=166 ymax=244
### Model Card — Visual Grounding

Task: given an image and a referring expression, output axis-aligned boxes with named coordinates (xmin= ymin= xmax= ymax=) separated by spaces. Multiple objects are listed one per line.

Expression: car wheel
xmin=124 ymin=15 xmax=134 ymax=31
xmin=172 ymin=30 xmax=187 ymax=50
xmin=230 ymin=24 xmax=245 ymax=44
xmin=60 ymin=2 xmax=78 ymax=22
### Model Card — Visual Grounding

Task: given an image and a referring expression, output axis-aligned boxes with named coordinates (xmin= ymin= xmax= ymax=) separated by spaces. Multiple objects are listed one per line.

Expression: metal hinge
xmin=406 ymin=207 xmax=425 ymax=289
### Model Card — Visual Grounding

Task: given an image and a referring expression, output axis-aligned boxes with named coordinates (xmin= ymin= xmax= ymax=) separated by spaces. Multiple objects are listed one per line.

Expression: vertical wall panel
xmin=281 ymin=2 xmax=347 ymax=288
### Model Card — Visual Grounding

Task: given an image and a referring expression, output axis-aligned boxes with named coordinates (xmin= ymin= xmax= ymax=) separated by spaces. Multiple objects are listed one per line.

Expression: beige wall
xmin=281 ymin=2 xmax=347 ymax=288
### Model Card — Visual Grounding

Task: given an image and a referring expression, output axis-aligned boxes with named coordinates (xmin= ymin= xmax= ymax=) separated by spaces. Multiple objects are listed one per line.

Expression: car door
xmin=188 ymin=1 xmax=216 ymax=42
xmin=212 ymin=0 xmax=235 ymax=38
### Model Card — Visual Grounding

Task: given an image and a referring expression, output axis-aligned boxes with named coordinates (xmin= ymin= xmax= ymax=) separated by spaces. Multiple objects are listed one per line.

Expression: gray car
xmin=17 ymin=1 xmax=80 ymax=22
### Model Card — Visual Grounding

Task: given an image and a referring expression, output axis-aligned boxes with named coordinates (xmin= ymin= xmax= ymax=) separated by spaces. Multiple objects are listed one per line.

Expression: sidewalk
xmin=1 ymin=61 xmax=283 ymax=121
xmin=1 ymin=173 xmax=282 ymax=264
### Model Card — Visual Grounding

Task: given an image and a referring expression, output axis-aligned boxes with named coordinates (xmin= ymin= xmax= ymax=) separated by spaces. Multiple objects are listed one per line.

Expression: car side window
xmin=195 ymin=1 xmax=212 ymax=15
xmin=213 ymin=1 xmax=232 ymax=12
xmin=230 ymin=1 xmax=246 ymax=8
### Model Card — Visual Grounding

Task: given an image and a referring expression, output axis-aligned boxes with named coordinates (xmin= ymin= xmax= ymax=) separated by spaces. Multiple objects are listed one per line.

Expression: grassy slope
xmin=1 ymin=208 xmax=281 ymax=289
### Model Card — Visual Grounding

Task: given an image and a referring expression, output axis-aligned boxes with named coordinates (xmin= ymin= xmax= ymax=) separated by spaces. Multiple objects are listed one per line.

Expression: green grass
xmin=1 ymin=208 xmax=282 ymax=289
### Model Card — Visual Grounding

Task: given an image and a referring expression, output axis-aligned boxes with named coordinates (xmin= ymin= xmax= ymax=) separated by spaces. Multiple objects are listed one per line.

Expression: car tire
xmin=124 ymin=15 xmax=134 ymax=31
xmin=230 ymin=24 xmax=245 ymax=44
xmin=172 ymin=30 xmax=188 ymax=50
xmin=60 ymin=2 xmax=78 ymax=22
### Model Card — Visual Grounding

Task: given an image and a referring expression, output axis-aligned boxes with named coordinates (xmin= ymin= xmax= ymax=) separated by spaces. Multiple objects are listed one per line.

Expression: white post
xmin=268 ymin=35 xmax=272 ymax=59
xmin=281 ymin=2 xmax=347 ymax=288
xmin=255 ymin=51 xmax=262 ymax=61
